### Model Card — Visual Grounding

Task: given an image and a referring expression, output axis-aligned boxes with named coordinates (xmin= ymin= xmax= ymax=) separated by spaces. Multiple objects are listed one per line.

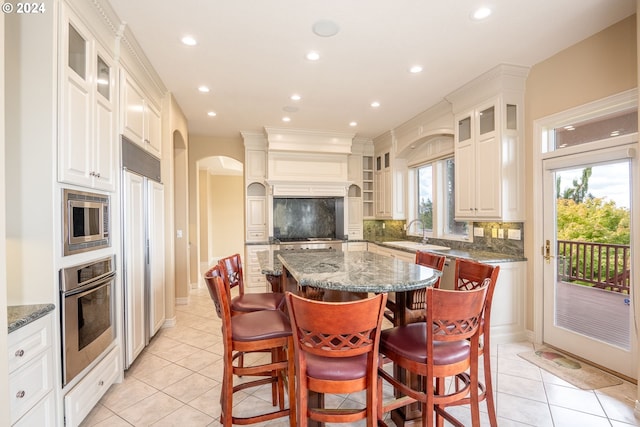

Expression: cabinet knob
xmin=15 ymin=349 xmax=24 ymax=357
xmin=16 ymin=390 xmax=25 ymax=399
xmin=98 ymin=380 xmax=104 ymax=387
xmin=95 ymin=173 xmax=101 ymax=178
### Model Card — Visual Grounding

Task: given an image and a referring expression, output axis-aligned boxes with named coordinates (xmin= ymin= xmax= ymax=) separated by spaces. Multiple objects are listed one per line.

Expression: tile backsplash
xmin=363 ymin=220 xmax=524 ymax=257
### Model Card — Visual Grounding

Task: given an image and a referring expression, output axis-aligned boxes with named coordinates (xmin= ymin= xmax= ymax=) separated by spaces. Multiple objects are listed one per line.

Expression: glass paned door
xmin=543 ymin=149 xmax=636 ymax=378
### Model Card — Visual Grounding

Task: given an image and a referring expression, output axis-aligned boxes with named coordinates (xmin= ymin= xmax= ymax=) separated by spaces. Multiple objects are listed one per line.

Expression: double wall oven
xmin=60 ymin=255 xmax=115 ymax=386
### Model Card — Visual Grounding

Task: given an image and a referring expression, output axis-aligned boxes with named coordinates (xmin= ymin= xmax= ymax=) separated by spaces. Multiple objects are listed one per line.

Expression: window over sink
xmin=410 ymin=156 xmax=470 ymax=241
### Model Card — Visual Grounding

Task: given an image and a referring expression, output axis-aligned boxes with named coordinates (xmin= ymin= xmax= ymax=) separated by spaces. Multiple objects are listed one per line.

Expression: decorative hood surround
xmin=263 ymin=127 xmax=355 ymax=196
xmin=265 ymin=127 xmax=354 ymax=154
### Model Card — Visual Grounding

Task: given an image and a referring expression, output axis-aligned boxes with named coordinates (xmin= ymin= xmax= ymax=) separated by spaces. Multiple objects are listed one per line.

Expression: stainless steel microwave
xmin=63 ymin=189 xmax=110 ymax=255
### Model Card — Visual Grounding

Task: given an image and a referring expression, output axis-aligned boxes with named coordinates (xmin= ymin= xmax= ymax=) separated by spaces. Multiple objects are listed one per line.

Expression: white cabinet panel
xmin=8 ymin=314 xmax=55 ymax=426
xmin=123 ymin=172 xmax=146 ymax=365
xmin=148 ymin=181 xmax=165 ymax=337
xmin=64 ymin=346 xmax=119 ymax=427
xmin=121 ymin=71 xmax=162 ymax=158
xmin=58 ymin=6 xmax=116 ymax=191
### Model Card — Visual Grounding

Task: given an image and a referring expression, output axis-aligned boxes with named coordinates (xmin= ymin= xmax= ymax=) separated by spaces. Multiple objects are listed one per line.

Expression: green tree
xmin=556 ymin=167 xmax=593 ymax=203
xmin=418 ymin=198 xmax=433 ymax=229
xmin=557 ymin=197 xmax=630 ymax=290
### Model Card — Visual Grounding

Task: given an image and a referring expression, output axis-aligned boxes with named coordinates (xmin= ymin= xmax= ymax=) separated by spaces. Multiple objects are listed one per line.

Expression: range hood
xmin=264 ymin=127 xmax=355 ymax=197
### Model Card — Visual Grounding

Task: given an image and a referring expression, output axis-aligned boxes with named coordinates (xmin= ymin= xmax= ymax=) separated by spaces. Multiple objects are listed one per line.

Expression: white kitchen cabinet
xmin=246 ymin=148 xmax=267 ymax=183
xmin=64 ymin=346 xmax=119 ymax=427
xmin=121 ymin=70 xmax=162 ymax=159
xmin=58 ymin=5 xmax=116 ymax=192
xmin=244 ymin=244 xmax=269 ymax=293
xmin=487 ymin=261 xmax=526 ymax=343
xmin=450 ymin=65 xmax=527 ymax=221
xmin=148 ymin=180 xmax=166 ymax=336
xmin=246 ymin=183 xmax=268 ymax=242
xmin=347 ymin=185 xmax=363 ymax=240
xmin=373 ymin=139 xmax=406 ymax=220
xmin=346 ymin=241 xmax=367 ymax=252
xmin=8 ymin=313 xmax=55 ymax=426
xmin=123 ymin=172 xmax=146 ymax=366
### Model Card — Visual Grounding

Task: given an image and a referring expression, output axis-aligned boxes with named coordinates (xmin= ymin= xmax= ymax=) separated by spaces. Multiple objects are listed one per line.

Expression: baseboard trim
xmin=176 ymin=296 xmax=189 ymax=305
xmin=162 ymin=317 xmax=177 ymax=328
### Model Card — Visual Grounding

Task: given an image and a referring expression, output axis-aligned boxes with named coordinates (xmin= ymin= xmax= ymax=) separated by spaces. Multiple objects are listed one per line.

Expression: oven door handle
xmin=62 ymin=272 xmax=115 ymax=297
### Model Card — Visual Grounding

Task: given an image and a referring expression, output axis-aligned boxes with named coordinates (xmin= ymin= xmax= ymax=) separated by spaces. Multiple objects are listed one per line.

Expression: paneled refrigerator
xmin=121 ymin=136 xmax=165 ymax=368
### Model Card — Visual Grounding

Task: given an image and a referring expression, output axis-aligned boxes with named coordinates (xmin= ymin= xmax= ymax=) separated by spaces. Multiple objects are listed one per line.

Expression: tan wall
xmin=524 ymin=15 xmax=637 ymax=330
xmin=210 ymin=175 xmax=245 ymax=260
xmin=188 ymin=135 xmax=244 ymax=285
xmin=163 ymin=93 xmax=189 ymax=306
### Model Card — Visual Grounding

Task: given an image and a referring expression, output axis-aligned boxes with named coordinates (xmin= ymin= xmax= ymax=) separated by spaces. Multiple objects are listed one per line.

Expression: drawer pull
xmin=15 ymin=349 xmax=25 ymax=357
xmin=98 ymin=380 xmax=104 ymax=387
xmin=16 ymin=390 xmax=25 ymax=399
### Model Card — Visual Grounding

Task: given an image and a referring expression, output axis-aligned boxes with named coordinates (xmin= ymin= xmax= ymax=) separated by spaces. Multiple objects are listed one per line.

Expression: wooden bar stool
xmin=218 ymin=253 xmax=285 ymax=315
xmin=377 ymin=285 xmax=488 ymax=427
xmin=286 ymin=292 xmax=387 ymax=427
xmin=436 ymin=258 xmax=500 ymax=427
xmin=204 ymin=266 xmax=296 ymax=427
xmin=384 ymin=251 xmax=446 ymax=325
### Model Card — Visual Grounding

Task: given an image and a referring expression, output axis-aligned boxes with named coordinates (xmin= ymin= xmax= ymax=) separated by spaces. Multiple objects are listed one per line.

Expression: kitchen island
xmin=258 ymin=249 xmax=440 ymax=323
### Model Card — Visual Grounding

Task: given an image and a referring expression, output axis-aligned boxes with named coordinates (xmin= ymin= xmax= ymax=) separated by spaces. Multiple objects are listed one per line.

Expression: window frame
xmin=408 ymin=156 xmax=471 ymax=242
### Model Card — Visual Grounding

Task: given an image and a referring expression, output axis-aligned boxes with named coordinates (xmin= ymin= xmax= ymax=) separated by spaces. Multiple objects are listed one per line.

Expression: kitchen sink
xmin=385 ymin=241 xmax=451 ymax=251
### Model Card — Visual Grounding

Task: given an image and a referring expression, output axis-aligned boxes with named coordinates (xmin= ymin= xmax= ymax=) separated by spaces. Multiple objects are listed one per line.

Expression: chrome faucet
xmin=406 ymin=219 xmax=428 ymax=244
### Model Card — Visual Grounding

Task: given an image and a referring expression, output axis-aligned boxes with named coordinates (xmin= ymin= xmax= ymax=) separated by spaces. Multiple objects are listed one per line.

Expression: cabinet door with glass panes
xmin=454 ymin=97 xmax=522 ymax=221
xmin=59 ymin=5 xmax=116 ymax=192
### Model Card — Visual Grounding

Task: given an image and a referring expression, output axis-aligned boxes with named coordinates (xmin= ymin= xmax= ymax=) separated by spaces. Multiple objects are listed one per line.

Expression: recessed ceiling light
xmin=564 ymin=125 xmax=575 ymax=131
xmin=282 ymin=117 xmax=291 ymax=122
xmin=207 ymin=111 xmax=217 ymax=117
xmin=290 ymin=94 xmax=301 ymax=101
xmin=181 ymin=36 xmax=197 ymax=46
xmin=610 ymin=130 xmax=621 ymax=136
xmin=371 ymin=101 xmax=380 ymax=108
xmin=471 ymin=7 xmax=492 ymax=20
xmin=198 ymin=86 xmax=210 ymax=93
xmin=409 ymin=65 xmax=423 ymax=74
xmin=349 ymin=121 xmax=358 ymax=127
xmin=306 ymin=51 xmax=320 ymax=61
xmin=312 ymin=20 xmax=340 ymax=37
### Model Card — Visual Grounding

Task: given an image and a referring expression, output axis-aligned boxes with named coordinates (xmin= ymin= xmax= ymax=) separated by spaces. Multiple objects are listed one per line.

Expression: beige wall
xmin=210 ymin=175 xmax=245 ymax=260
xmin=524 ymin=15 xmax=637 ymax=331
xmin=188 ymin=135 xmax=244 ymax=285
xmin=162 ymin=93 xmax=189 ymax=308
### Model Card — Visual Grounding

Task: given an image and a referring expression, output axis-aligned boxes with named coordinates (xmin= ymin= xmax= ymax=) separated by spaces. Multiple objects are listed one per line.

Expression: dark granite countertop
xmin=276 ymin=250 xmax=440 ymax=293
xmin=374 ymin=241 xmax=526 ymax=263
xmin=249 ymin=238 xmax=526 ymax=264
xmin=8 ymin=304 xmax=56 ymax=333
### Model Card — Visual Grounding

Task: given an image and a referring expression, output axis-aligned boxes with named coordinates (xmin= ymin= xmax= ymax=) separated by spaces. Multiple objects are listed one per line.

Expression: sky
xmin=556 ymin=162 xmax=630 ymax=209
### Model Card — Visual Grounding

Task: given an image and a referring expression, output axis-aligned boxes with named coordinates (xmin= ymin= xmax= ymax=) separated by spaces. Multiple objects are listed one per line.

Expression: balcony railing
xmin=557 ymin=240 xmax=630 ymax=294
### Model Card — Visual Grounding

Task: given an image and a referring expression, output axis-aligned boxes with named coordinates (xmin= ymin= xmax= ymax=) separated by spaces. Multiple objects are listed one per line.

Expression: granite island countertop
xmin=259 ymin=250 xmax=440 ymax=293
xmin=8 ymin=304 xmax=56 ymax=333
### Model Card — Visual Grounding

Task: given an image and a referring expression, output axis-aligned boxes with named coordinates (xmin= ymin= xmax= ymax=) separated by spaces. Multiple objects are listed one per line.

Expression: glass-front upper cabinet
xmin=479 ymin=106 xmax=495 ymax=135
xmin=96 ymin=56 xmax=110 ymax=101
xmin=458 ymin=116 xmax=471 ymax=142
xmin=68 ymin=24 xmax=87 ymax=79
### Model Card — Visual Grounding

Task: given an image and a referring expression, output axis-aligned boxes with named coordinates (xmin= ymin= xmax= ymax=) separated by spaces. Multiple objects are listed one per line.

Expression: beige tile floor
xmin=81 ymin=286 xmax=640 ymax=427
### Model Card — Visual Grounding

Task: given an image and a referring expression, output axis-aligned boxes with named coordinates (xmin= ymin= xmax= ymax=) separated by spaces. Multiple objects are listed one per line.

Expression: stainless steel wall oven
xmin=60 ymin=255 xmax=115 ymax=386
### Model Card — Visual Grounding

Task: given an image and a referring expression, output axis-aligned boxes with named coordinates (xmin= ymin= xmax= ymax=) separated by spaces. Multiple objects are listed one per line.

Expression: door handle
xmin=543 ymin=239 xmax=554 ymax=264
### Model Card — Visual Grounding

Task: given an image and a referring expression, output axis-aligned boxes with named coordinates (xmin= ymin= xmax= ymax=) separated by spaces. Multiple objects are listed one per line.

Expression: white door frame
xmin=532 ymin=89 xmax=638 ymax=353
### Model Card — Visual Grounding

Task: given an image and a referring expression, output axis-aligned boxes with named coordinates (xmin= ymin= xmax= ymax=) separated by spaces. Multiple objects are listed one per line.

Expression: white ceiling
xmin=108 ymin=0 xmax=636 ymax=142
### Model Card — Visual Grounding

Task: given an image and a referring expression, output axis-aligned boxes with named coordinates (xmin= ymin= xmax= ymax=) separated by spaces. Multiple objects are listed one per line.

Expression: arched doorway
xmin=196 ymin=156 xmax=244 ymax=281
